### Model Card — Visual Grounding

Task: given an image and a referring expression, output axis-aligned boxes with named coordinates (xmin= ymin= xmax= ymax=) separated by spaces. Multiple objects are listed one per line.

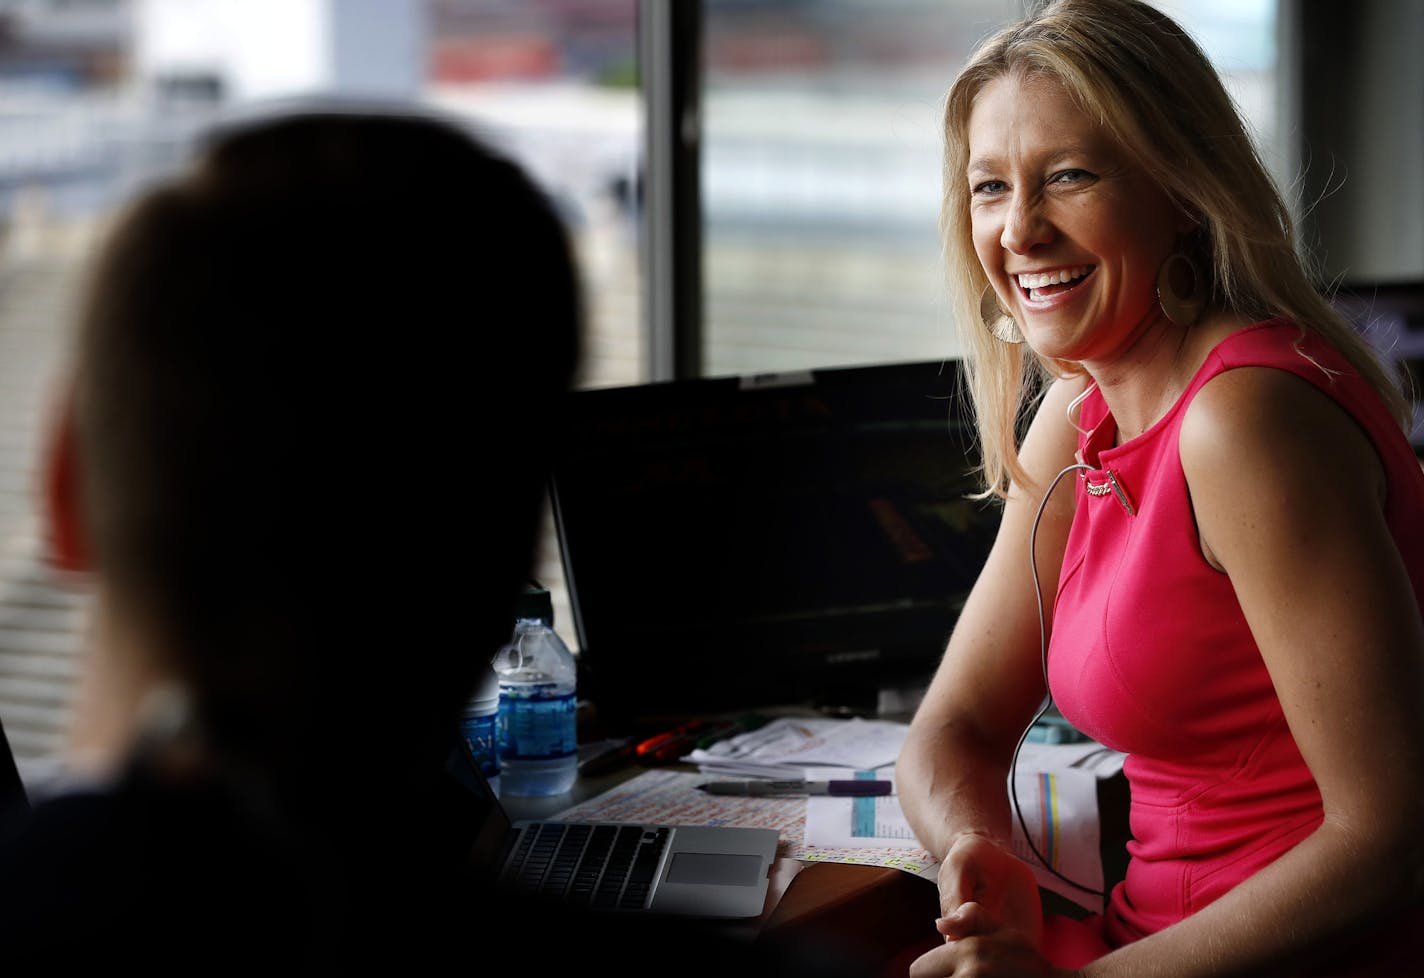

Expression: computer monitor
xmin=549 ymin=358 xmax=1002 ymax=727
xmin=1333 ymin=281 xmax=1424 ymax=456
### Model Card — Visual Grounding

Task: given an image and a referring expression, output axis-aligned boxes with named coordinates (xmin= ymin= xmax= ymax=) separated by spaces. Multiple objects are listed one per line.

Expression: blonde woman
xmin=895 ymin=1 xmax=1424 ymax=976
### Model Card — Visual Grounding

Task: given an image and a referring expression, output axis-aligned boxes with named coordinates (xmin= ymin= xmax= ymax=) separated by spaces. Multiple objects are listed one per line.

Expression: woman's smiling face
xmin=966 ymin=71 xmax=1189 ymax=364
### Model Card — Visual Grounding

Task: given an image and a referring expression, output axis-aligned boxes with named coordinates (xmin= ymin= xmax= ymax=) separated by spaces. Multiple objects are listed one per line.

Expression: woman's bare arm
xmin=896 ymin=376 xmax=1086 ymax=898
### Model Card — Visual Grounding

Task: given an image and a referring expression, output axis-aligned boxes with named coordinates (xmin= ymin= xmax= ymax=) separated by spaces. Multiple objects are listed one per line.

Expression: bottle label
xmin=496 ymin=689 xmax=577 ymax=761
xmin=458 ymin=712 xmax=500 ymax=778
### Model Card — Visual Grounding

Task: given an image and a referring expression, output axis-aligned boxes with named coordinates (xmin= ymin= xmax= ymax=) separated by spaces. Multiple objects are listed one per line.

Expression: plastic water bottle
xmin=458 ymin=660 xmax=502 ymax=783
xmin=491 ymin=583 xmax=578 ymax=796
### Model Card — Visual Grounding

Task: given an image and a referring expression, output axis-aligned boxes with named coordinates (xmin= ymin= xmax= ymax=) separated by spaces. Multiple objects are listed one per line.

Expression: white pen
xmin=696 ymin=779 xmax=892 ymax=797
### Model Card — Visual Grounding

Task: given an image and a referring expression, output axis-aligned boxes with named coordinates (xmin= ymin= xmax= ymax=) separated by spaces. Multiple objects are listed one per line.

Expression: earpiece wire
xmin=1007 ymin=461 xmax=1106 ymax=899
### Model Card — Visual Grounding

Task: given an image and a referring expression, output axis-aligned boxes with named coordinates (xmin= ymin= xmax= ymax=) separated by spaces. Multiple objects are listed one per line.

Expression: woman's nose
xmin=1001 ymin=193 xmax=1053 ymax=254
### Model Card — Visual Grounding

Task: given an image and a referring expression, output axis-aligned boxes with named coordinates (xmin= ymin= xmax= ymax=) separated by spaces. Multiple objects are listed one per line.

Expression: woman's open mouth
xmin=1017 ymin=265 xmax=1095 ymax=302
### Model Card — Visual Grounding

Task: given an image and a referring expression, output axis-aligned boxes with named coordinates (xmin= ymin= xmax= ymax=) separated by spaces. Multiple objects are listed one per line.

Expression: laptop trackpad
xmin=665 ymin=851 xmax=765 ymax=887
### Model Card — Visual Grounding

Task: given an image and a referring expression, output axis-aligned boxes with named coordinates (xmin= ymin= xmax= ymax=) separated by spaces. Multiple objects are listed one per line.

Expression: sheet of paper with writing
xmin=683 ymin=716 xmax=912 ymax=777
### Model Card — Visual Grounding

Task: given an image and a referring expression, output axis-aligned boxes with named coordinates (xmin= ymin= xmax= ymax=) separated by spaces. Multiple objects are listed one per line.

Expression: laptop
xmin=445 ymin=741 xmax=780 ymax=919
xmin=549 ymin=358 xmax=1001 ymax=726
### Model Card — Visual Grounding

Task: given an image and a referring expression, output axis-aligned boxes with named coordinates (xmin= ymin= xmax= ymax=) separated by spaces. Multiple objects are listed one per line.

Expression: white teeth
xmin=1016 ymin=265 xmax=1091 ymax=290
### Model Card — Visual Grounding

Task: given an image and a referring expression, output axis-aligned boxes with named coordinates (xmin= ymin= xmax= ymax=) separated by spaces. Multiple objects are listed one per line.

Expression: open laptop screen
xmin=550 ymin=358 xmax=1001 ymax=726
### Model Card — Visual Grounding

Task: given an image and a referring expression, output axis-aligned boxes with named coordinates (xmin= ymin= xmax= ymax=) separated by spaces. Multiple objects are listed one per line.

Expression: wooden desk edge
xmin=759 ymin=860 xmax=941 ymax=966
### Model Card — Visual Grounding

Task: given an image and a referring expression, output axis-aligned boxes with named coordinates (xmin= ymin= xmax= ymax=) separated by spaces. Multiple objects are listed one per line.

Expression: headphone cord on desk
xmin=1007 ymin=462 xmax=1106 ymax=900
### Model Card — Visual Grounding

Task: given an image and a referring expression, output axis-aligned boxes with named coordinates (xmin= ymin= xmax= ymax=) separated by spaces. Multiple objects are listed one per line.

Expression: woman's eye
xmin=972 ymin=179 xmax=1007 ymax=196
xmin=1052 ymin=168 xmax=1093 ymax=185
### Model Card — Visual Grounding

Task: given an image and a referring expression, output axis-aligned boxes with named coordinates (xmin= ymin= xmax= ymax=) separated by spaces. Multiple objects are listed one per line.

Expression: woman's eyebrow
xmin=966 ymin=144 xmax=1103 ymax=178
xmin=967 ymin=158 xmax=998 ymax=178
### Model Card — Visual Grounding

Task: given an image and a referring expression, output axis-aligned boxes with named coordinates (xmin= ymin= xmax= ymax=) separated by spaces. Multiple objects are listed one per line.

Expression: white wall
xmin=1330 ymin=2 xmax=1424 ymax=283
xmin=1290 ymin=0 xmax=1424 ymax=284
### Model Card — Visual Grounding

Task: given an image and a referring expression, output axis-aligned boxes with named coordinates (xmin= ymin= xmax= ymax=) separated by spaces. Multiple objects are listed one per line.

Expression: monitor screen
xmin=550 ymin=358 xmax=1002 ymax=727
xmin=1333 ymin=281 xmax=1424 ymax=455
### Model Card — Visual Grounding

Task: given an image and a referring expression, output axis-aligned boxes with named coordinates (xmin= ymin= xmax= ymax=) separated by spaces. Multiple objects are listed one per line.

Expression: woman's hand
xmin=909 ymin=928 xmax=1077 ymax=978
xmin=911 ymin=834 xmax=1066 ymax=977
xmin=936 ymin=832 xmax=1044 ymax=945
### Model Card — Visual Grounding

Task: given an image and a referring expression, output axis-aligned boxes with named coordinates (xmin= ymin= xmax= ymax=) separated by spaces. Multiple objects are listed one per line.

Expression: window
xmin=697 ymin=0 xmax=1281 ymax=376
xmin=0 ymin=0 xmax=640 ymax=785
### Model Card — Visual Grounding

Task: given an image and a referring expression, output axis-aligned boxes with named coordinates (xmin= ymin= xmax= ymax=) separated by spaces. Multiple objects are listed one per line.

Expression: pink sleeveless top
xmin=1047 ymin=319 xmax=1424 ymax=955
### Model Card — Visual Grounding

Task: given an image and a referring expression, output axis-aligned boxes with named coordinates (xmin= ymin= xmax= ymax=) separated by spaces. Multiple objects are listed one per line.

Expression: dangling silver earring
xmin=979 ymin=284 xmax=1023 ymax=344
xmin=1156 ymin=251 xmax=1205 ymax=326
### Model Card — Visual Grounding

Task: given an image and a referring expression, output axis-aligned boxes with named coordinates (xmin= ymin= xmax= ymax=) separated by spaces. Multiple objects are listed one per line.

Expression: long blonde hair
xmin=942 ymin=0 xmax=1411 ymax=499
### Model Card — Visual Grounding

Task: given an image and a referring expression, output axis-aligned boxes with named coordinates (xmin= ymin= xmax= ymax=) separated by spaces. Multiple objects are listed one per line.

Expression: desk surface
xmin=763 ymin=859 xmax=941 ymax=967
xmin=496 ymin=717 xmax=1129 ymax=969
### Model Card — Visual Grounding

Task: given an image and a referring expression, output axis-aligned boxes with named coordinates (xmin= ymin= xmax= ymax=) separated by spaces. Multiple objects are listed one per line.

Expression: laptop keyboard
xmin=503 ymin=823 xmax=672 ymax=910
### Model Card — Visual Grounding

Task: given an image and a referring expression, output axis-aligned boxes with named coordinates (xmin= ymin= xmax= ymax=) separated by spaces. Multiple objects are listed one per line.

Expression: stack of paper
xmin=676 ymin=714 xmax=1129 ymax=913
xmin=682 ymin=716 xmax=910 ymax=777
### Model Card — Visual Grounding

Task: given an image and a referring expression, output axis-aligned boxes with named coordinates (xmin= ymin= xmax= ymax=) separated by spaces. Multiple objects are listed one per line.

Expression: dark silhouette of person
xmin=0 ymin=102 xmax=867 ymax=977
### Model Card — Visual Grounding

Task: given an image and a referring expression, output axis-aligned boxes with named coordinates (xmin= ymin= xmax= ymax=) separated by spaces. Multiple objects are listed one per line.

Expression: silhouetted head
xmin=64 ymin=102 xmax=581 ymax=794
